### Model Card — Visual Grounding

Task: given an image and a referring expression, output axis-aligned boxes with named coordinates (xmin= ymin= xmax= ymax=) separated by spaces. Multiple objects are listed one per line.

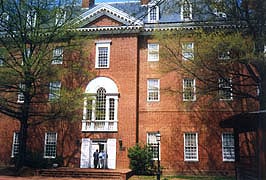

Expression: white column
xmin=91 ymin=99 xmax=96 ymax=130
xmin=114 ymin=97 xmax=118 ymax=131
xmin=105 ymin=97 xmax=110 ymax=130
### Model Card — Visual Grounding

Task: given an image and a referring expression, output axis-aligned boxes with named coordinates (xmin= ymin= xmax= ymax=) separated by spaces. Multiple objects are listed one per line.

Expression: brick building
xmin=0 ymin=0 xmax=259 ymax=176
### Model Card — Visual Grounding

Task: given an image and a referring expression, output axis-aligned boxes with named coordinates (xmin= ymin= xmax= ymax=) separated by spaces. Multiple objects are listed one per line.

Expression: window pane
xmin=222 ymin=133 xmax=235 ymax=161
xmin=98 ymin=47 xmax=108 ymax=68
xmin=96 ymin=88 xmax=106 ymax=120
xmin=52 ymin=47 xmax=63 ymax=64
xmin=12 ymin=132 xmax=19 ymax=157
xmin=147 ymin=79 xmax=159 ymax=101
xmin=147 ymin=132 xmax=160 ymax=160
xmin=183 ymin=78 xmax=196 ymax=101
xmin=148 ymin=43 xmax=159 ymax=61
xmin=182 ymin=42 xmax=194 ymax=60
xmin=184 ymin=133 xmax=198 ymax=161
xmin=44 ymin=132 xmax=57 ymax=158
xmin=49 ymin=81 xmax=61 ymax=100
xmin=218 ymin=78 xmax=232 ymax=100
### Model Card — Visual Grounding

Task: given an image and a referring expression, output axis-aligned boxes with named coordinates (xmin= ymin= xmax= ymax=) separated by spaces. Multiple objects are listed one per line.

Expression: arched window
xmin=82 ymin=77 xmax=119 ymax=132
xmin=96 ymin=88 xmax=106 ymax=120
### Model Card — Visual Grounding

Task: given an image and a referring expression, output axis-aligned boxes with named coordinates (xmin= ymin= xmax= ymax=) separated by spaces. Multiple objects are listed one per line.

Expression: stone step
xmin=38 ymin=168 xmax=133 ymax=180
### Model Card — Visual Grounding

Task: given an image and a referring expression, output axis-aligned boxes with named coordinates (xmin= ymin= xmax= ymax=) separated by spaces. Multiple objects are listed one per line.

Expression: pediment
xmin=77 ymin=3 xmax=143 ymax=28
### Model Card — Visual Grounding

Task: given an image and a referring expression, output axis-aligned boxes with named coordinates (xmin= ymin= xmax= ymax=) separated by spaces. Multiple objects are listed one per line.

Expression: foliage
xmin=128 ymin=144 xmax=154 ymax=175
xmin=0 ymin=0 xmax=93 ymax=169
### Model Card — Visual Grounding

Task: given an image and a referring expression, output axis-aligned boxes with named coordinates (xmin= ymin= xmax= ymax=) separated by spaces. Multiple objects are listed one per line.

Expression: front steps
xmin=37 ymin=168 xmax=133 ymax=180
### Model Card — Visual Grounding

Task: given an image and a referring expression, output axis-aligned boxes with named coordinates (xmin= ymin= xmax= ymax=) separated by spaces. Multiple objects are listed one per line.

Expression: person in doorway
xmin=98 ymin=150 xmax=103 ymax=168
xmin=99 ymin=150 xmax=108 ymax=168
xmin=93 ymin=149 xmax=99 ymax=168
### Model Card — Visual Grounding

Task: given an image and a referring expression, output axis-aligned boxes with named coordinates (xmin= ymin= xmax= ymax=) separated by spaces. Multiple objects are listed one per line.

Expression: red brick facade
xmin=0 ymin=0 xmax=259 ymax=176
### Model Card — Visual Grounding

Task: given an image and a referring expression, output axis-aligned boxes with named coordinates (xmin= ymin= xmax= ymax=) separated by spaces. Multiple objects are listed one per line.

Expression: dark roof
xmin=220 ymin=110 xmax=266 ymax=132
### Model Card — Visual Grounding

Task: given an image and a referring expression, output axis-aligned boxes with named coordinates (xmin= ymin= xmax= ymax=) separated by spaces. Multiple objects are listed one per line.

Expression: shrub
xmin=128 ymin=144 xmax=154 ymax=175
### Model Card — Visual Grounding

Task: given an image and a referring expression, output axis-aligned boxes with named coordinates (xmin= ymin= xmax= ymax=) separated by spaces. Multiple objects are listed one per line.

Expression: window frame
xmin=95 ymin=41 xmax=111 ymax=68
xmin=181 ymin=0 xmax=192 ymax=21
xmin=182 ymin=42 xmax=194 ymax=61
xmin=55 ymin=9 xmax=66 ymax=26
xmin=147 ymin=79 xmax=160 ymax=102
xmin=147 ymin=132 xmax=160 ymax=160
xmin=222 ymin=132 xmax=235 ymax=162
xmin=184 ymin=132 xmax=198 ymax=161
xmin=218 ymin=78 xmax=233 ymax=101
xmin=49 ymin=81 xmax=61 ymax=101
xmin=11 ymin=132 xmax=19 ymax=157
xmin=183 ymin=78 xmax=196 ymax=101
xmin=148 ymin=5 xmax=159 ymax=23
xmin=44 ymin=132 xmax=57 ymax=158
xmin=26 ymin=11 xmax=37 ymax=28
xmin=17 ymin=83 xmax=25 ymax=103
xmin=148 ymin=43 xmax=159 ymax=62
xmin=51 ymin=47 xmax=63 ymax=65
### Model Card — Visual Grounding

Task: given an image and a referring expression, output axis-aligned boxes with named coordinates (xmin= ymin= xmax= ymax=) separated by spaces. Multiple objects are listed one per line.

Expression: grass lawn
xmin=129 ymin=175 xmax=235 ymax=180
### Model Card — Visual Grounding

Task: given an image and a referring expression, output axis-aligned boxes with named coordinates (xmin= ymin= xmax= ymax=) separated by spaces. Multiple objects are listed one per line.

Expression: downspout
xmin=136 ymin=34 xmax=140 ymax=144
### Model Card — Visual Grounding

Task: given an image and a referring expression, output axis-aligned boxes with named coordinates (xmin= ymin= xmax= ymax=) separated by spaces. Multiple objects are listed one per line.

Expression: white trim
xmin=222 ymin=132 xmax=235 ymax=162
xmin=218 ymin=78 xmax=233 ymax=101
xmin=183 ymin=78 xmax=196 ymax=101
xmin=148 ymin=43 xmax=159 ymax=61
xmin=182 ymin=42 xmax=194 ymax=61
xmin=147 ymin=79 xmax=160 ymax=102
xmin=147 ymin=132 xmax=160 ymax=160
xmin=11 ymin=132 xmax=19 ymax=157
xmin=184 ymin=132 xmax=198 ymax=161
xmin=148 ymin=5 xmax=159 ymax=23
xmin=44 ymin=132 xmax=57 ymax=158
xmin=181 ymin=0 xmax=192 ymax=21
xmin=95 ymin=42 xmax=110 ymax=68
xmin=77 ymin=3 xmax=143 ymax=26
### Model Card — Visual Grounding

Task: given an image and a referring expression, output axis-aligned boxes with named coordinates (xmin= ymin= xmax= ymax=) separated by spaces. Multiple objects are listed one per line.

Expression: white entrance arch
xmin=85 ymin=77 xmax=118 ymax=94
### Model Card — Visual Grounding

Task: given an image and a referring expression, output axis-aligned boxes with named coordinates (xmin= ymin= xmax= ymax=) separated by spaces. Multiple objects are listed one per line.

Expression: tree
xmin=156 ymin=0 xmax=265 ymax=111
xmin=128 ymin=144 xmax=154 ymax=175
xmin=0 ymin=0 xmax=92 ymax=169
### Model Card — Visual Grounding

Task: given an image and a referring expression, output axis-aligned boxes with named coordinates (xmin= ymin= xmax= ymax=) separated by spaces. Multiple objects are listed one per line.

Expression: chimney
xmin=141 ymin=0 xmax=150 ymax=5
xmin=82 ymin=0 xmax=95 ymax=8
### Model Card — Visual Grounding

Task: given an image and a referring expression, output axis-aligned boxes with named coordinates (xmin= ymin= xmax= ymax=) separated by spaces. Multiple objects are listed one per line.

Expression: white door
xmin=80 ymin=138 xmax=91 ymax=168
xmin=107 ymin=139 xmax=116 ymax=169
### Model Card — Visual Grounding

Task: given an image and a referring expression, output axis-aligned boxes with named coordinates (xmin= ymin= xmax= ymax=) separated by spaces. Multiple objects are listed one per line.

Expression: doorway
xmin=80 ymin=138 xmax=116 ymax=169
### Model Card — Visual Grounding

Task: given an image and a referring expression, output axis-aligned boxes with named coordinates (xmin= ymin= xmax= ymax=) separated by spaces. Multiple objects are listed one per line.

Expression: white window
xmin=147 ymin=132 xmax=160 ymax=160
xmin=218 ymin=78 xmax=233 ymax=100
xmin=44 ymin=132 xmax=57 ymax=158
xmin=147 ymin=79 xmax=160 ymax=101
xmin=55 ymin=10 xmax=66 ymax=26
xmin=184 ymin=133 xmax=198 ymax=161
xmin=183 ymin=78 xmax=196 ymax=101
xmin=0 ymin=56 xmax=4 ymax=66
xmin=95 ymin=41 xmax=111 ymax=68
xmin=148 ymin=5 xmax=159 ymax=23
xmin=11 ymin=132 xmax=19 ymax=157
xmin=49 ymin=81 xmax=61 ymax=101
xmin=82 ymin=77 xmax=119 ymax=132
xmin=52 ymin=47 xmax=63 ymax=64
xmin=26 ymin=11 xmax=36 ymax=28
xmin=148 ymin=43 xmax=159 ymax=61
xmin=182 ymin=42 xmax=194 ymax=60
xmin=222 ymin=133 xmax=235 ymax=161
xmin=17 ymin=83 xmax=25 ymax=103
xmin=218 ymin=51 xmax=230 ymax=60
xmin=264 ymin=45 xmax=266 ymax=57
xmin=181 ymin=0 xmax=192 ymax=21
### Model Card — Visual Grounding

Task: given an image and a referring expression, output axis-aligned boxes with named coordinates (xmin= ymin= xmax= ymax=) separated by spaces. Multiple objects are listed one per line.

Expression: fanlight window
xmin=82 ymin=78 xmax=119 ymax=132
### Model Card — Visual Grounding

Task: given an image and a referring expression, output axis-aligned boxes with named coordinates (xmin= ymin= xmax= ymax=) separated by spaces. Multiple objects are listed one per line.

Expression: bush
xmin=128 ymin=144 xmax=154 ymax=175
